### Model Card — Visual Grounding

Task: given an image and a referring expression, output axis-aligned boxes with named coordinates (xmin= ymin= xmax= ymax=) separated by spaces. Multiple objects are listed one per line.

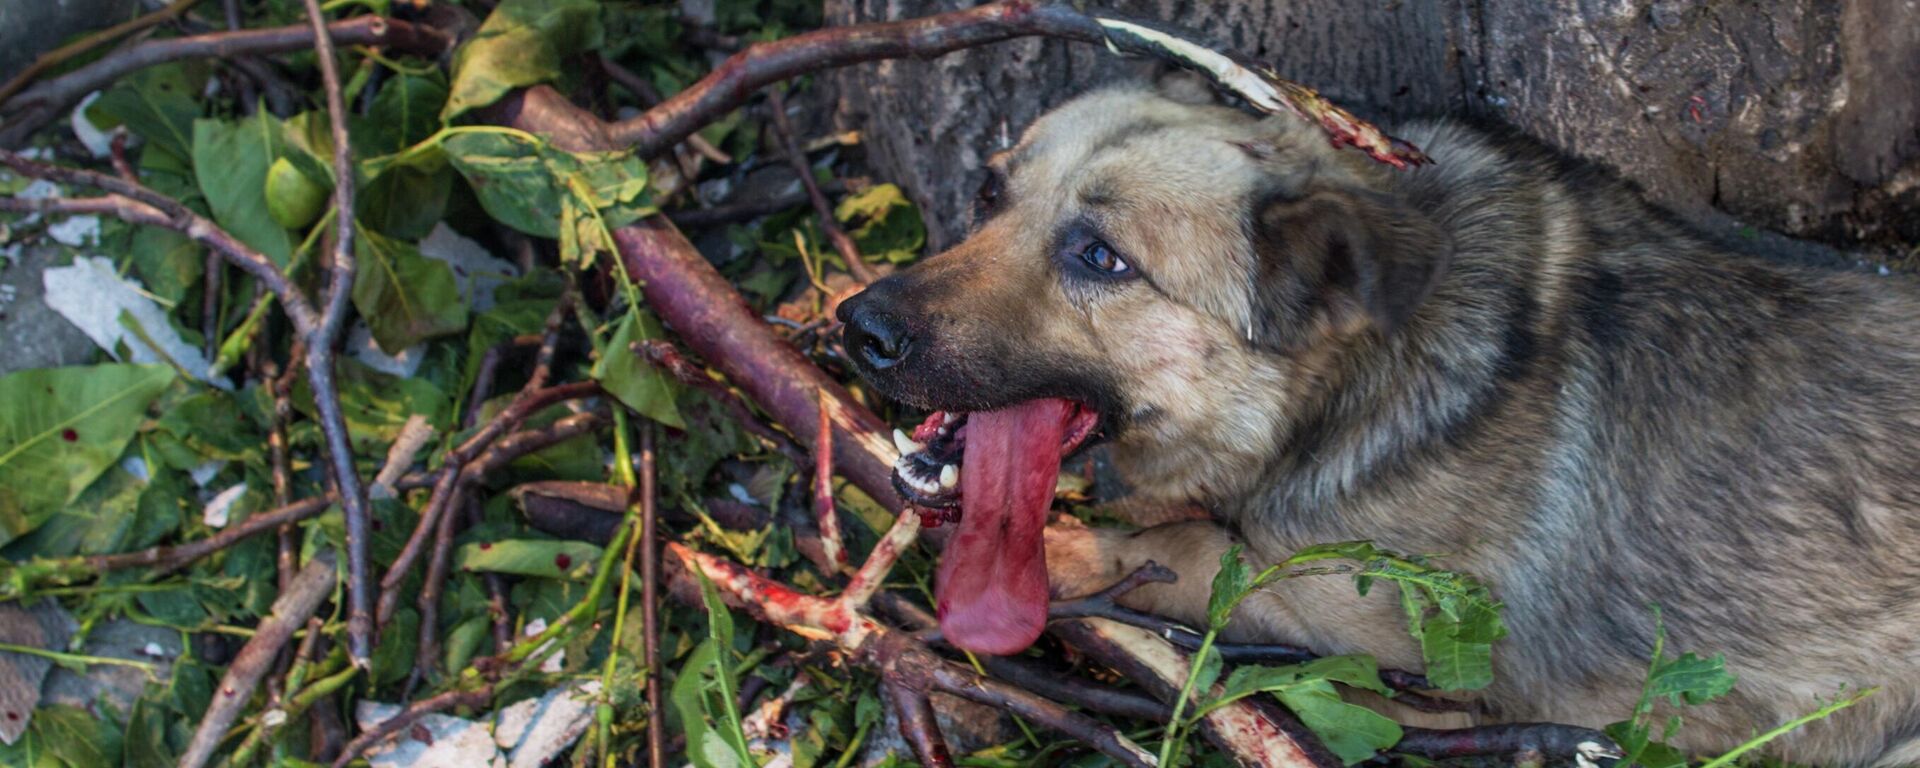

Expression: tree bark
xmin=828 ymin=1 xmax=1919 ymax=260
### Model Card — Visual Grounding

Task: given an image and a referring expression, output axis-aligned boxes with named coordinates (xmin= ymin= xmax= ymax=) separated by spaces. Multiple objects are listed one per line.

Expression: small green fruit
xmin=264 ymin=156 xmax=327 ymax=229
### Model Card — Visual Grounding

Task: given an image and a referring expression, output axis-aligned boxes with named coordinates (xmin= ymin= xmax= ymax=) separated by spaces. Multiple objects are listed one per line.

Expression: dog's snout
xmin=840 ymin=291 xmax=915 ymax=371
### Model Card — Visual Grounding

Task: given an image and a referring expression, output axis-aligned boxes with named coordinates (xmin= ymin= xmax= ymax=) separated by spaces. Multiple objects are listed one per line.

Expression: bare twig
xmin=297 ymin=0 xmax=374 ymax=669
xmin=0 ymin=15 xmax=452 ymax=147
xmin=1395 ymin=724 xmax=1621 ymax=764
xmin=87 ymin=495 xmax=335 ymax=574
xmin=634 ymin=338 xmax=807 ymax=465
xmin=883 ymin=680 xmax=955 ymax=768
xmin=666 ymin=180 xmax=844 ymax=229
xmin=330 ymin=686 xmax=494 ymax=768
xmin=812 ymin=388 xmax=848 ymax=573
xmin=767 ymin=87 xmax=876 ymax=284
xmin=180 ymin=550 xmax=338 ymax=768
xmin=640 ymin=426 xmax=666 ymax=768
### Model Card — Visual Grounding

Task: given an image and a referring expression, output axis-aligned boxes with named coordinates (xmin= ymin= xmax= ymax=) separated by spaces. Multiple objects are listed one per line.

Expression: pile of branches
xmin=0 ymin=1 xmax=1617 ymax=766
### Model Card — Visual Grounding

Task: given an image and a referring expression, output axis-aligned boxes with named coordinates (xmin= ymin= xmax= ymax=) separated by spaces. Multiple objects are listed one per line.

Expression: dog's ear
xmin=1250 ymin=188 xmax=1451 ymax=351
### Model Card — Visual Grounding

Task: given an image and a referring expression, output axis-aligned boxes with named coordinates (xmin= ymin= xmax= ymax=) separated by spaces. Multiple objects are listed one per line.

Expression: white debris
xmin=119 ymin=457 xmax=150 ymax=482
xmin=521 ymin=619 xmax=564 ymax=674
xmin=45 ymin=214 xmax=100 ymax=247
xmin=492 ymin=681 xmax=601 ymax=768
xmin=202 ymin=482 xmax=247 ymax=528
xmin=43 ymin=256 xmax=228 ymax=389
xmin=348 ymin=323 xmax=425 ymax=378
xmin=188 ymin=459 xmax=227 ymax=487
xmin=353 ymin=702 xmax=508 ymax=768
xmin=70 ymin=92 xmax=113 ymax=158
xmin=419 ymin=223 xmax=518 ymax=312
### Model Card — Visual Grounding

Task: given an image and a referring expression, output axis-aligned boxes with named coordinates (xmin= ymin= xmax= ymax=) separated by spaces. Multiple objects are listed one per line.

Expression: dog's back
xmin=1236 ymin=119 xmax=1920 ymax=763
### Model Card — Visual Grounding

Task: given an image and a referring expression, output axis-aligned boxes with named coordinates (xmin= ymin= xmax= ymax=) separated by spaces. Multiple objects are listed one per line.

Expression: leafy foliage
xmin=0 ymin=364 xmax=173 ymax=547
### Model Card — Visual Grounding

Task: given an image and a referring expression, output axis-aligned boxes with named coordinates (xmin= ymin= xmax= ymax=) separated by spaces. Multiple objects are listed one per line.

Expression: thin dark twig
xmin=640 ymin=425 xmax=666 ymax=768
xmin=297 ymin=0 xmax=374 ymax=668
xmin=766 ymin=87 xmax=875 ymax=283
xmin=180 ymin=550 xmax=338 ymax=768
xmin=1047 ymin=563 xmax=1465 ymax=712
xmin=633 ymin=338 xmax=806 ymax=464
xmin=330 ymin=686 xmax=494 ymax=768
xmin=376 ymin=304 xmax=584 ymax=626
xmin=1394 ymin=724 xmax=1621 ymax=762
xmin=84 ymin=495 xmax=335 ymax=574
xmin=666 ymin=181 xmax=843 ymax=229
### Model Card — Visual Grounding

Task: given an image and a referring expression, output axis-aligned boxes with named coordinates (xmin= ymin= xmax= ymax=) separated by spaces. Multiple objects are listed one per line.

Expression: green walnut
xmin=264 ymin=156 xmax=327 ymax=229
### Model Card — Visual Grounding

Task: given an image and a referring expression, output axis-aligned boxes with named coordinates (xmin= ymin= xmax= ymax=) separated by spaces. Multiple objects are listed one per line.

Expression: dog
xmin=835 ymin=81 xmax=1920 ymax=764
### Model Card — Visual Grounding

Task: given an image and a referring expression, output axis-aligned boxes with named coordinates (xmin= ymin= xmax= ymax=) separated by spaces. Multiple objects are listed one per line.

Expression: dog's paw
xmin=1043 ymin=519 xmax=1136 ymax=600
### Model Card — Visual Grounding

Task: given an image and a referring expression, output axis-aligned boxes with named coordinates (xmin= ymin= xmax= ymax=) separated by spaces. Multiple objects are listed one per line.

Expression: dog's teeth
xmin=942 ymin=412 xmax=960 ymax=425
xmin=893 ymin=428 xmax=925 ymax=456
xmin=939 ymin=464 xmax=959 ymax=489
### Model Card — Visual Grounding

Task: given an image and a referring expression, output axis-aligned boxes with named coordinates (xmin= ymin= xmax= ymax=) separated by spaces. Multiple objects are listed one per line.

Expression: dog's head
xmin=836 ymin=82 xmax=1451 ymax=654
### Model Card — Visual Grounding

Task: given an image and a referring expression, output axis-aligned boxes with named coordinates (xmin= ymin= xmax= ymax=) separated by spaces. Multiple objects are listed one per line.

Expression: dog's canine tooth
xmin=942 ymin=412 xmax=961 ymax=425
xmin=939 ymin=464 xmax=959 ymax=489
xmin=893 ymin=428 xmax=925 ymax=456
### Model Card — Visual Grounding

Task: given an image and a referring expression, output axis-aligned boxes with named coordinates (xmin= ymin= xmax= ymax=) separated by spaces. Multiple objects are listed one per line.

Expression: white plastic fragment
xmin=203 ymin=482 xmax=247 ymax=529
xmin=42 ymin=256 xmax=228 ymax=389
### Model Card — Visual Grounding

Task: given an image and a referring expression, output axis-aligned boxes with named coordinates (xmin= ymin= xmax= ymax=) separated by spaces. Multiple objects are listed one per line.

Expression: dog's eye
xmin=1079 ymin=241 xmax=1129 ymax=274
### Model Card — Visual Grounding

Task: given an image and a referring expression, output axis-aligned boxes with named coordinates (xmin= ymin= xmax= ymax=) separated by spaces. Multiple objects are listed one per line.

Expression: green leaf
xmin=1274 ymin=681 xmax=1402 ymax=765
xmin=591 ymin=307 xmax=684 ymax=428
xmin=1417 ymin=613 xmax=1495 ymax=691
xmin=1206 ymin=545 xmax=1252 ymax=629
xmin=0 ymin=364 xmax=173 ymax=548
xmin=444 ymin=133 xmax=565 ymax=238
xmin=443 ymin=133 xmax=653 ymax=247
xmin=455 ymin=539 xmax=603 ymax=581
xmin=294 ymin=358 xmax=451 ymax=455
xmin=192 ymin=114 xmax=294 ymax=265
xmin=671 ymin=572 xmax=753 ymax=768
xmin=1648 ymin=652 xmax=1737 ymax=707
xmin=26 ymin=705 xmax=123 ymax=768
xmin=359 ymin=165 xmax=453 ymax=240
xmin=355 ymin=73 xmax=448 ymax=156
xmin=87 ymin=62 xmax=204 ymax=162
xmin=0 ymin=463 xmax=144 ymax=559
xmin=834 ymin=183 xmax=925 ymax=265
xmin=1209 ymin=658 xmax=1400 ymax=765
xmin=123 ymin=696 xmax=175 ymax=768
xmin=351 ymin=226 xmax=470 ymax=353
xmin=443 ymin=0 xmax=604 ymax=120
xmin=371 ymin=608 xmax=419 ymax=686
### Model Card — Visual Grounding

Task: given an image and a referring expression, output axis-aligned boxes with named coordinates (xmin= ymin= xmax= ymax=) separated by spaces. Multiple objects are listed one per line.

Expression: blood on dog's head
xmin=836 ymin=86 xmax=1452 ymax=654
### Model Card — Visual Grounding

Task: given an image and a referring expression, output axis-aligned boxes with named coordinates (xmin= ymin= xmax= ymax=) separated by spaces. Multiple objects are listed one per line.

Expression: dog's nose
xmin=839 ymin=293 xmax=914 ymax=370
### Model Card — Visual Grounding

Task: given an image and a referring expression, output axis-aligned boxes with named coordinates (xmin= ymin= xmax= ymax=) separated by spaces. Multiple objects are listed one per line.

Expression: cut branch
xmin=180 ymin=550 xmax=339 ymax=768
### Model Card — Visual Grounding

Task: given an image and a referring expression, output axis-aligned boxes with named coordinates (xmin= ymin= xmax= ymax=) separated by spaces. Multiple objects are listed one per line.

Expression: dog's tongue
xmin=935 ymin=398 xmax=1075 ymax=655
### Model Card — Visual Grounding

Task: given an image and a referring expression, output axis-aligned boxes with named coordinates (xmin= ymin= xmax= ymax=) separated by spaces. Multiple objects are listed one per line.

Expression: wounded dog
xmin=836 ymin=82 xmax=1920 ymax=764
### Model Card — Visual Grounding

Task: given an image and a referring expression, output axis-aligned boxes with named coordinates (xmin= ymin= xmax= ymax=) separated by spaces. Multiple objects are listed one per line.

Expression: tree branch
xmin=0 ymin=15 xmax=453 ymax=148
xmin=604 ymin=1 xmax=1424 ymax=167
xmin=180 ymin=550 xmax=339 ymax=768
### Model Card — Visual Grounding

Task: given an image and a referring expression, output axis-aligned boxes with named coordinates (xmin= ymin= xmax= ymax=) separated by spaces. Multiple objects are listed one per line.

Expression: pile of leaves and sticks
xmin=0 ymin=1 xmax=1867 ymax=766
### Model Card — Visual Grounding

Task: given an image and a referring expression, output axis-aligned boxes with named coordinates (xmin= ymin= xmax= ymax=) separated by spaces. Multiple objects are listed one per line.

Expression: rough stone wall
xmin=827 ymin=1 xmax=1919 ymax=256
